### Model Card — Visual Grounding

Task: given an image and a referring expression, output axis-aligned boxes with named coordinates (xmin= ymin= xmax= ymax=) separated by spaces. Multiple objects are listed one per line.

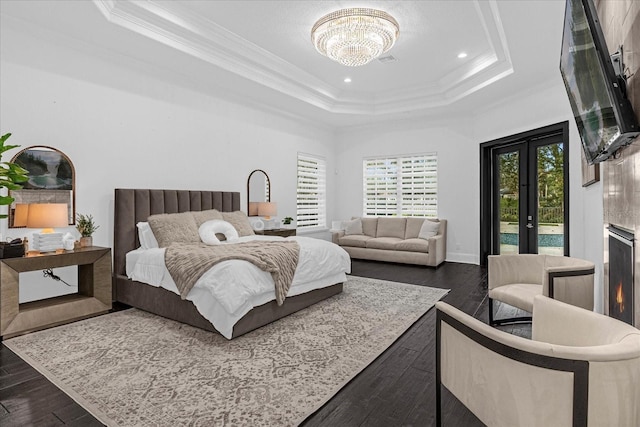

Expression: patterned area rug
xmin=5 ymin=276 xmax=448 ymax=426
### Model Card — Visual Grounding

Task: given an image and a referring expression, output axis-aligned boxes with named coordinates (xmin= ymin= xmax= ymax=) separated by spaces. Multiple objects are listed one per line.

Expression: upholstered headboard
xmin=113 ymin=189 xmax=240 ymax=278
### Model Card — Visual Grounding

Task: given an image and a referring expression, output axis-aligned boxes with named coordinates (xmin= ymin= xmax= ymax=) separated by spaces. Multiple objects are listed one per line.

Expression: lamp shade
xmin=26 ymin=203 xmax=68 ymax=230
xmin=257 ymin=202 xmax=277 ymax=219
xmin=13 ymin=204 xmax=30 ymax=227
xmin=248 ymin=202 xmax=259 ymax=216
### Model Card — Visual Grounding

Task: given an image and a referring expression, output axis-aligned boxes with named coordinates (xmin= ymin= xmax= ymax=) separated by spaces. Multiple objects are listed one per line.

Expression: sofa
xmin=331 ymin=217 xmax=446 ymax=267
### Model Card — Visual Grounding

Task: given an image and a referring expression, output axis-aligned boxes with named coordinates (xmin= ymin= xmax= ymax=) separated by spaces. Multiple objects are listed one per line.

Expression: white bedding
xmin=126 ymin=235 xmax=351 ymax=339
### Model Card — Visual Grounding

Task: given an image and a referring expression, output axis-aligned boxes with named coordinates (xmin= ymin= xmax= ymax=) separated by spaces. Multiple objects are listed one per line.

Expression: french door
xmin=480 ymin=123 xmax=570 ymax=265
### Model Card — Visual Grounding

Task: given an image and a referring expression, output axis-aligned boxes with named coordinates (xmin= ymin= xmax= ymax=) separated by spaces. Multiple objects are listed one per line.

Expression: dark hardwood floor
xmin=0 ymin=260 xmax=530 ymax=426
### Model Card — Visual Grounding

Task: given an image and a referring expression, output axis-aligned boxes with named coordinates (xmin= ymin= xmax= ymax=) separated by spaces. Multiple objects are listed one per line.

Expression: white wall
xmin=0 ymin=23 xmax=336 ymax=249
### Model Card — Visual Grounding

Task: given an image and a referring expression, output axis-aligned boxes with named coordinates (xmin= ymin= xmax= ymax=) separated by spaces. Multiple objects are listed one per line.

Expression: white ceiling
xmin=0 ymin=0 xmax=568 ymax=128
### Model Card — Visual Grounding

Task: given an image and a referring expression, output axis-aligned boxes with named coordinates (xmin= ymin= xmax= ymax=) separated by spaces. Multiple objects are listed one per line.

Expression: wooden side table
xmin=256 ymin=228 xmax=297 ymax=237
xmin=0 ymin=246 xmax=112 ymax=339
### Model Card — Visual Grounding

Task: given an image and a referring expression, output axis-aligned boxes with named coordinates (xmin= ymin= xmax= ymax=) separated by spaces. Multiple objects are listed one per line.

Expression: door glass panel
xmin=536 ymin=143 xmax=564 ymax=255
xmin=498 ymin=151 xmax=519 ymax=254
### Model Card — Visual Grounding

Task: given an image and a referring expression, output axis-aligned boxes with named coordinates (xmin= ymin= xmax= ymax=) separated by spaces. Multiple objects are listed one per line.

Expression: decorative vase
xmin=80 ymin=236 xmax=93 ymax=247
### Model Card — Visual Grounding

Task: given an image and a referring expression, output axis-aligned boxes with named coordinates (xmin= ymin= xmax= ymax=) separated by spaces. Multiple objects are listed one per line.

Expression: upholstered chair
xmin=436 ymin=296 xmax=640 ymax=427
xmin=488 ymin=254 xmax=595 ymax=325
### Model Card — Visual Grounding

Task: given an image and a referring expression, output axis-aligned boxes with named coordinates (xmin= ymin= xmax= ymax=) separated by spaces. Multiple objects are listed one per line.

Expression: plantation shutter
xmin=363 ymin=153 xmax=437 ymax=217
xmin=297 ymin=153 xmax=326 ymax=228
xmin=399 ymin=154 xmax=438 ymax=217
xmin=363 ymin=158 xmax=398 ymax=216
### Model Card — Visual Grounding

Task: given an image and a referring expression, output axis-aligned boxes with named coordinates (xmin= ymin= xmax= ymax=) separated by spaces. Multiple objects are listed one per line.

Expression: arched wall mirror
xmin=247 ymin=169 xmax=270 ymax=216
xmin=8 ymin=146 xmax=76 ymax=228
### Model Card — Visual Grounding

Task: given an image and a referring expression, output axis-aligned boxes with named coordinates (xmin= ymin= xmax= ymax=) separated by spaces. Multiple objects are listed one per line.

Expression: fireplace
xmin=608 ymin=225 xmax=634 ymax=325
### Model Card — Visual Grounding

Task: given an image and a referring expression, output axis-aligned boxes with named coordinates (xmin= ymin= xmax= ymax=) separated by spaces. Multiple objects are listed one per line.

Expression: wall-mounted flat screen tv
xmin=560 ymin=0 xmax=639 ymax=164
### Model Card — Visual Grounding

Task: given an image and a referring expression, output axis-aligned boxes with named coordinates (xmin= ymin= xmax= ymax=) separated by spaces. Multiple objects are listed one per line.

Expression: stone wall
xmin=596 ymin=0 xmax=640 ymax=327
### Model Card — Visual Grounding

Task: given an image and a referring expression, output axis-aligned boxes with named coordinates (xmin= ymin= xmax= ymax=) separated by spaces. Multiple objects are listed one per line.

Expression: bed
xmin=113 ymin=188 xmax=348 ymax=338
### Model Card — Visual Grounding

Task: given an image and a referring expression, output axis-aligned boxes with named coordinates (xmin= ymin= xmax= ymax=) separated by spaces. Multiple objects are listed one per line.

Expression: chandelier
xmin=311 ymin=8 xmax=399 ymax=67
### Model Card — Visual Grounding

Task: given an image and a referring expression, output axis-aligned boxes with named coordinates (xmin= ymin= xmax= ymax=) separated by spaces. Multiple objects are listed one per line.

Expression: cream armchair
xmin=488 ymin=254 xmax=595 ymax=325
xmin=436 ymin=296 xmax=640 ymax=426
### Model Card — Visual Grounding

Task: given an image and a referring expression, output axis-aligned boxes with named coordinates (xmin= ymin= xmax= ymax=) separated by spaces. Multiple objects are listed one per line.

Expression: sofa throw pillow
xmin=222 ymin=211 xmax=255 ymax=237
xmin=344 ymin=218 xmax=364 ymax=235
xmin=148 ymin=212 xmax=200 ymax=248
xmin=418 ymin=220 xmax=440 ymax=240
xmin=199 ymin=220 xmax=239 ymax=245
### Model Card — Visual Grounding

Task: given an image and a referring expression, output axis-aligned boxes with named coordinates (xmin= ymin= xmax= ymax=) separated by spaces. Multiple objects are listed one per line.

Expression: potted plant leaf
xmin=0 ymin=133 xmax=29 ymax=258
xmin=76 ymin=213 xmax=99 ymax=247
xmin=282 ymin=216 xmax=295 ymax=229
xmin=0 ymin=133 xmax=29 ymax=218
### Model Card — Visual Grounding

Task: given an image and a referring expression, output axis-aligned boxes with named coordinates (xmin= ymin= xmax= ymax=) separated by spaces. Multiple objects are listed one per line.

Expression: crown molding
xmin=92 ymin=0 xmax=513 ymax=116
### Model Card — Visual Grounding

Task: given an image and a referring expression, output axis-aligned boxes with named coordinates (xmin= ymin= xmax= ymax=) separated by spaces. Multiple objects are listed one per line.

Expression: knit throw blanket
xmin=165 ymin=241 xmax=300 ymax=305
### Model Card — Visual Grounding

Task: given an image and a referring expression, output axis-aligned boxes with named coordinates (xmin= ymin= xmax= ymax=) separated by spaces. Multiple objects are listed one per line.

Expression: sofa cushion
xmin=377 ymin=218 xmax=406 ymax=238
xmin=339 ymin=234 xmax=372 ymax=248
xmin=396 ymin=238 xmax=429 ymax=253
xmin=405 ymin=218 xmax=425 ymax=239
xmin=360 ymin=217 xmax=378 ymax=237
xmin=366 ymin=237 xmax=403 ymax=250
xmin=419 ymin=220 xmax=440 ymax=240
xmin=344 ymin=218 xmax=363 ymax=235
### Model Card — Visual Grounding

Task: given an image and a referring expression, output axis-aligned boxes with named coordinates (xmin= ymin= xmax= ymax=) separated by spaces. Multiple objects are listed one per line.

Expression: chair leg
xmin=489 ymin=297 xmax=495 ymax=326
xmin=489 ymin=297 xmax=532 ymax=326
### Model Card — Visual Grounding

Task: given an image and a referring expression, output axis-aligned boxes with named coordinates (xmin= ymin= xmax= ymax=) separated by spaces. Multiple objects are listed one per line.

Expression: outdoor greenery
xmin=0 ymin=133 xmax=29 ymax=219
xmin=499 ymin=144 xmax=564 ymax=224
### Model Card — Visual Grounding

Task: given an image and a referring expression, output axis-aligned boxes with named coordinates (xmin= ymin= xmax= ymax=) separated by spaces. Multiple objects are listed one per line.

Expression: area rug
xmin=4 ymin=276 xmax=448 ymax=426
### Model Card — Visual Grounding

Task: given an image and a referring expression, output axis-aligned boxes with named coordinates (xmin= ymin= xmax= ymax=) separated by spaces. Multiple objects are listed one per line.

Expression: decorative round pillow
xmin=198 ymin=220 xmax=239 ymax=245
xmin=250 ymin=218 xmax=265 ymax=231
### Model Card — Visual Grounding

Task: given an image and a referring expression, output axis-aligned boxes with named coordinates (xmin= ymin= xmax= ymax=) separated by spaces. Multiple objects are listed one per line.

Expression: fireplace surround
xmin=608 ymin=225 xmax=634 ymax=325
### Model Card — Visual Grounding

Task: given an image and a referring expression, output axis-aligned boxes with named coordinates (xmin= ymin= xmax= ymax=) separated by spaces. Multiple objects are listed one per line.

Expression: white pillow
xmin=344 ymin=218 xmax=363 ymax=235
xmin=418 ymin=220 xmax=440 ymax=240
xmin=136 ymin=222 xmax=159 ymax=249
xmin=199 ymin=220 xmax=239 ymax=245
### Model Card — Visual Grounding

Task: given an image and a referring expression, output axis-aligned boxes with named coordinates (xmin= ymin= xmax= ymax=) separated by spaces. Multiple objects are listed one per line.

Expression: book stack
xmin=31 ymin=232 xmax=64 ymax=252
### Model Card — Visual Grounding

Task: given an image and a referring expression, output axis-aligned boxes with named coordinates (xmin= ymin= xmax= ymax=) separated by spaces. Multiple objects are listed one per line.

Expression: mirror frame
xmin=8 ymin=145 xmax=76 ymax=228
xmin=247 ymin=169 xmax=271 ymax=216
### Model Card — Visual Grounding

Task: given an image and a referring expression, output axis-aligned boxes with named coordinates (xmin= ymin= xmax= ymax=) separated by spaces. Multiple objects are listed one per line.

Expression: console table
xmin=0 ymin=246 xmax=112 ymax=339
xmin=256 ymin=228 xmax=297 ymax=237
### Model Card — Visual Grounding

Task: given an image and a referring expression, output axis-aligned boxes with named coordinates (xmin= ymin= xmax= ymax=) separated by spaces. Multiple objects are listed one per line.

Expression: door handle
xmin=526 ymin=223 xmax=534 ymax=229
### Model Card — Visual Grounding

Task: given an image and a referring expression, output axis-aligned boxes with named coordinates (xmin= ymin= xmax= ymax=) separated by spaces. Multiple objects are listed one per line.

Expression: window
xmin=297 ymin=153 xmax=326 ymax=229
xmin=363 ymin=153 xmax=437 ymax=217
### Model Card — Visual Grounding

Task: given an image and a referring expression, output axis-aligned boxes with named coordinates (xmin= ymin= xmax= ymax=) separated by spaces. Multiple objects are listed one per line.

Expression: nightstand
xmin=0 ymin=246 xmax=112 ymax=339
xmin=256 ymin=228 xmax=297 ymax=237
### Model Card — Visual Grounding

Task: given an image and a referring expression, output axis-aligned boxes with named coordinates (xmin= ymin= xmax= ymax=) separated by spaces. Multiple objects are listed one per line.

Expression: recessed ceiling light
xmin=344 ymin=77 xmax=352 ymax=83
xmin=457 ymin=52 xmax=468 ymax=59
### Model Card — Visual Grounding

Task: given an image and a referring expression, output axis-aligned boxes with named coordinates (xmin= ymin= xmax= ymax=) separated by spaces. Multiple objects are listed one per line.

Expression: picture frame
xmin=8 ymin=146 xmax=76 ymax=227
xmin=581 ymin=149 xmax=600 ymax=187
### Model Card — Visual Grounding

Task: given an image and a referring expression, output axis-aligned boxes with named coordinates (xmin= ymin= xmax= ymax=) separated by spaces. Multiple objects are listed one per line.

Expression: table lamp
xmin=13 ymin=204 xmax=29 ymax=227
xmin=26 ymin=203 xmax=68 ymax=252
xmin=257 ymin=202 xmax=277 ymax=220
